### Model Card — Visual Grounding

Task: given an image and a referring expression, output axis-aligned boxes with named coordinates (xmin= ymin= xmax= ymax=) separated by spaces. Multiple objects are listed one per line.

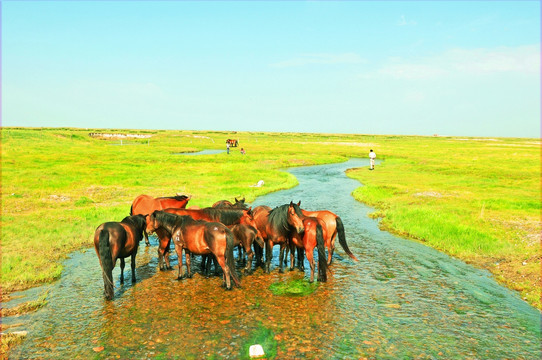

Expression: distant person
xmin=369 ymin=149 xmax=376 ymax=170
xmin=240 ymin=148 xmax=246 ymax=155
xmin=226 ymin=142 xmax=230 ymax=154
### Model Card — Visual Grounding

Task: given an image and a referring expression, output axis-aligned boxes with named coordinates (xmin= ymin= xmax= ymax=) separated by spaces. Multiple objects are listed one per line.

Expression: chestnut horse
xmin=212 ymin=197 xmax=249 ymax=210
xmin=146 ymin=211 xmax=240 ymax=289
xmin=130 ymin=194 xmax=191 ymax=245
xmin=289 ymin=216 xmax=328 ymax=282
xmin=252 ymin=202 xmax=305 ymax=274
xmin=299 ymin=202 xmax=358 ymax=264
xmin=152 ymin=207 xmax=256 ymax=272
xmin=93 ymin=215 xmax=147 ymax=300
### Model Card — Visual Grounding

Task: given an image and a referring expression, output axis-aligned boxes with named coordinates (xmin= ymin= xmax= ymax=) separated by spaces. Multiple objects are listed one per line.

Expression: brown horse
xmin=212 ymin=197 xmax=249 ymax=210
xmin=299 ymin=202 xmax=358 ymax=264
xmin=229 ymin=224 xmax=264 ymax=274
xmin=93 ymin=215 xmax=147 ymax=300
xmin=252 ymin=202 xmax=305 ymax=274
xmin=163 ymin=207 xmax=256 ymax=274
xmin=289 ymin=216 xmax=328 ymax=282
xmin=146 ymin=211 xmax=240 ymax=289
xmin=130 ymin=194 xmax=191 ymax=245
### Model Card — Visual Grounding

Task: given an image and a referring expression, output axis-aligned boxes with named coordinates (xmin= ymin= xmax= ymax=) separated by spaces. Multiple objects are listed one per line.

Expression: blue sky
xmin=2 ymin=1 xmax=540 ymax=137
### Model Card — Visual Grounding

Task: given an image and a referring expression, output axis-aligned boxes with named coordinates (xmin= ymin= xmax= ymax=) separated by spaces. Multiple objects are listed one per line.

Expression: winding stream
xmin=5 ymin=159 xmax=540 ymax=359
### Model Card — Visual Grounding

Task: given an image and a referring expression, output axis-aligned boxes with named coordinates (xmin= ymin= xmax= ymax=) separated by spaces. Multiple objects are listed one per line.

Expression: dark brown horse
xmin=93 ymin=215 xmax=147 ymax=300
xmin=297 ymin=202 xmax=358 ymax=264
xmin=289 ymin=216 xmax=328 ymax=282
xmin=229 ymin=224 xmax=264 ymax=274
xmin=252 ymin=202 xmax=305 ymax=274
xmin=130 ymin=194 xmax=191 ymax=245
xmin=212 ymin=197 xmax=249 ymax=210
xmin=146 ymin=211 xmax=240 ymax=289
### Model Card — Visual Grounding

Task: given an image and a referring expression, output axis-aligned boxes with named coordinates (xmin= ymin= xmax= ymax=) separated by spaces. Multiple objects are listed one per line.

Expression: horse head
xmin=288 ymin=201 xmax=304 ymax=234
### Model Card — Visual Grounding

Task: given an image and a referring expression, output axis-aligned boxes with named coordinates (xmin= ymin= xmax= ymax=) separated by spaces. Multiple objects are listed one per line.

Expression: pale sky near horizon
xmin=2 ymin=1 xmax=540 ymax=138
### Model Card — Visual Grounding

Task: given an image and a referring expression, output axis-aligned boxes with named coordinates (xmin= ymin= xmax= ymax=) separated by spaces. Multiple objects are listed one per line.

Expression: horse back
xmin=131 ymin=195 xmax=155 ymax=215
xmin=94 ymin=222 xmax=127 ymax=259
xmin=302 ymin=210 xmax=336 ymax=241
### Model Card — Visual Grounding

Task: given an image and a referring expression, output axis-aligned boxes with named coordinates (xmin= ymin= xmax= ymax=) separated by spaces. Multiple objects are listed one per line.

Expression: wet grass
xmin=2 ymin=128 xmax=539 ymax=310
xmin=269 ymin=278 xmax=319 ymax=297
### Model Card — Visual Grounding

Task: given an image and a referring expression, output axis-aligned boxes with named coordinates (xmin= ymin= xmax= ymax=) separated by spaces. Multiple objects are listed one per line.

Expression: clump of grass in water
xmin=269 ymin=279 xmax=319 ymax=297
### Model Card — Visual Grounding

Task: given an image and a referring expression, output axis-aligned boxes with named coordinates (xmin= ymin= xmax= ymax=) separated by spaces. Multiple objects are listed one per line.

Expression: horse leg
xmin=185 ymin=251 xmax=193 ymax=278
xmin=289 ymin=244 xmax=296 ymax=271
xmin=278 ymin=245 xmax=285 ymax=273
xmin=328 ymin=232 xmax=337 ymax=265
xmin=284 ymin=247 xmax=289 ymax=266
xmin=244 ymin=243 xmax=253 ymax=274
xmin=120 ymin=258 xmax=125 ymax=284
xmin=297 ymin=247 xmax=305 ymax=271
xmin=265 ymin=241 xmax=273 ymax=273
xmin=131 ymin=252 xmax=137 ymax=284
xmin=305 ymin=246 xmax=315 ymax=283
xmin=174 ymin=244 xmax=184 ymax=280
xmin=144 ymin=229 xmax=150 ymax=246
xmin=215 ymin=256 xmax=231 ymax=290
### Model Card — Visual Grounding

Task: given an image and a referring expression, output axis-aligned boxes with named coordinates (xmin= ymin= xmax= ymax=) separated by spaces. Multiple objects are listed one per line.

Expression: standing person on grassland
xmin=226 ymin=142 xmax=230 ymax=154
xmin=369 ymin=149 xmax=376 ymax=170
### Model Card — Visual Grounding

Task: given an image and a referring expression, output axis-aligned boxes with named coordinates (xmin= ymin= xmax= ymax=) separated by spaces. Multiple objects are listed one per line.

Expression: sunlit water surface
xmin=5 ymin=159 xmax=540 ymax=359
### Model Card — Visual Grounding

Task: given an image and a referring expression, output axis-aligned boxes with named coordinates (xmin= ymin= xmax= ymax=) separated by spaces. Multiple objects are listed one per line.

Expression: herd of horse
xmin=93 ymin=194 xmax=358 ymax=300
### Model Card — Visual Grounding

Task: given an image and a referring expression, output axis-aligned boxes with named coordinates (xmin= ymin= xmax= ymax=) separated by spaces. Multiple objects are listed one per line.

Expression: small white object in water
xmin=249 ymin=344 xmax=265 ymax=358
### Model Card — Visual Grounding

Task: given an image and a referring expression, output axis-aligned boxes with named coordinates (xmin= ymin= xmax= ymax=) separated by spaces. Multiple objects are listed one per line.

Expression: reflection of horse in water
xmin=130 ymin=194 xmax=191 ymax=245
xmin=146 ymin=211 xmax=240 ymax=290
xmin=93 ymin=215 xmax=147 ymax=300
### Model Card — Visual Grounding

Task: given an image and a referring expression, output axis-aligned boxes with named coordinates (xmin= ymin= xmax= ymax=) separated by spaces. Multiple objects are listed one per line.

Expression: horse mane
xmin=268 ymin=203 xmax=303 ymax=235
xmin=153 ymin=211 xmax=185 ymax=230
xmin=158 ymin=195 xmax=189 ymax=201
xmin=122 ymin=215 xmax=146 ymax=230
xmin=201 ymin=208 xmax=243 ymax=225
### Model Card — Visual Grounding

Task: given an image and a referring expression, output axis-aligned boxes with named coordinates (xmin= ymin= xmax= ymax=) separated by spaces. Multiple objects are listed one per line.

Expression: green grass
xmin=1 ymin=128 xmax=540 ymax=309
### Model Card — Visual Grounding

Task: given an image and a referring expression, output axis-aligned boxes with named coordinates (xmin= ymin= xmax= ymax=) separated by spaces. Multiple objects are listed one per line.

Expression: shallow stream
xmin=4 ymin=159 xmax=540 ymax=359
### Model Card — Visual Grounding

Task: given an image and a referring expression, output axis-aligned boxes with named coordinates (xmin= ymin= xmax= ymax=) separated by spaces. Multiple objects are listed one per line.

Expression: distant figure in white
xmin=250 ymin=180 xmax=264 ymax=187
xmin=369 ymin=149 xmax=376 ymax=170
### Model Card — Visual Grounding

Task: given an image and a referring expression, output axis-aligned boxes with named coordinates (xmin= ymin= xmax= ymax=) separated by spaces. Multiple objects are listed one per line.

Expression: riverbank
xmin=2 ymin=128 xmax=540 ymax=309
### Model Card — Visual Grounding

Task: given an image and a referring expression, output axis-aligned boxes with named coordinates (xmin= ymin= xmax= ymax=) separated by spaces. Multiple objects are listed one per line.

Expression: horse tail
xmin=99 ymin=229 xmax=115 ymax=300
xmin=130 ymin=203 xmax=134 ymax=216
xmin=316 ymin=223 xmax=327 ymax=282
xmin=336 ymin=216 xmax=358 ymax=261
xmin=225 ymin=229 xmax=241 ymax=287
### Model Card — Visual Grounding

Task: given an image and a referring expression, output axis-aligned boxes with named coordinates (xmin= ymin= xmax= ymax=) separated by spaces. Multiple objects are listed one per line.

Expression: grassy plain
xmin=1 ymin=128 xmax=540 ymax=309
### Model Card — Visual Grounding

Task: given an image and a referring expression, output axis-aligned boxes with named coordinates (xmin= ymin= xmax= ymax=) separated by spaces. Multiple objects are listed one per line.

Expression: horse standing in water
xmin=253 ymin=202 xmax=305 ymax=274
xmin=146 ymin=211 xmax=240 ymax=290
xmin=93 ymin=215 xmax=147 ymax=300
xmin=299 ymin=202 xmax=358 ymax=264
xmin=130 ymin=194 xmax=191 ymax=245
xmin=152 ymin=207 xmax=256 ymax=272
xmin=229 ymin=223 xmax=264 ymax=274
xmin=289 ymin=216 xmax=328 ymax=282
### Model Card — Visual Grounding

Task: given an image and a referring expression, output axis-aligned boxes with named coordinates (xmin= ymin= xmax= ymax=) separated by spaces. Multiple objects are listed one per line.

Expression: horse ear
xmin=241 ymin=197 xmax=245 ymax=203
xmin=235 ymin=197 xmax=239 ymax=202
xmin=289 ymin=201 xmax=294 ymax=206
xmin=297 ymin=201 xmax=301 ymax=207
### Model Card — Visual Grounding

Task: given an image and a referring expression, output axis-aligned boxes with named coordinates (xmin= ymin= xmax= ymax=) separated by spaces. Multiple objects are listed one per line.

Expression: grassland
xmin=1 ymin=128 xmax=540 ymax=309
